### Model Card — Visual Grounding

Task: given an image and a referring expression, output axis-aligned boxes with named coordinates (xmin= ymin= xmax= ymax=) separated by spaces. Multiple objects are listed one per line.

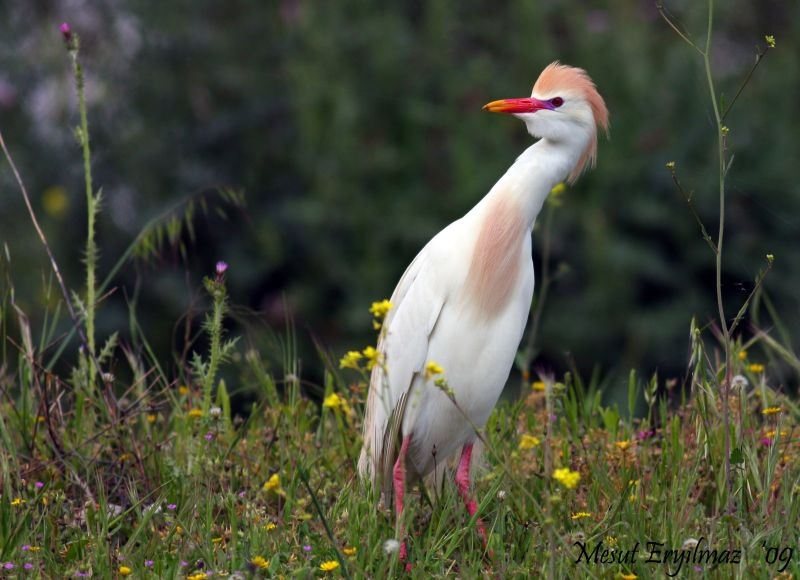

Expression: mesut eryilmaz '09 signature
xmin=573 ymin=537 xmax=793 ymax=575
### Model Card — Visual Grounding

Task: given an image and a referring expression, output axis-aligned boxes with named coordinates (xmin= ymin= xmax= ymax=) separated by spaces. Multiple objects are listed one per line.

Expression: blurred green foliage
xmin=0 ymin=1 xmax=798 ymax=389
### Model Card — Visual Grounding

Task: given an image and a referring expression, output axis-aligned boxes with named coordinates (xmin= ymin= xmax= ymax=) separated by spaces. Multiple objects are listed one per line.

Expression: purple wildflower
xmin=215 ymin=261 xmax=228 ymax=280
xmin=167 ymin=503 xmax=177 ymax=510
xmin=145 ymin=560 xmax=154 ymax=567
xmin=761 ymin=437 xmax=773 ymax=446
xmin=4 ymin=562 xmax=14 ymax=569
xmin=24 ymin=563 xmax=33 ymax=570
xmin=204 ymin=432 xmax=214 ymax=441
xmin=180 ymin=561 xmax=189 ymax=567
xmin=60 ymin=22 xmax=72 ymax=43
xmin=303 ymin=545 xmax=312 ymax=552
xmin=35 ymin=481 xmax=44 ymax=489
xmin=21 ymin=545 xmax=30 ymax=551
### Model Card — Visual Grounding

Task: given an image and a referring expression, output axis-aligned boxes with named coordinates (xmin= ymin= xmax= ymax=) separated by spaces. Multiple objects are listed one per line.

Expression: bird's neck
xmin=483 ymin=138 xmax=581 ymax=226
xmin=461 ymin=138 xmax=584 ymax=317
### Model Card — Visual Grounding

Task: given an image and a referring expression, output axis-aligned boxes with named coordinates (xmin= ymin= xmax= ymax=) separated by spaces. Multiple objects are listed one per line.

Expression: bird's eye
xmin=550 ymin=97 xmax=564 ymax=108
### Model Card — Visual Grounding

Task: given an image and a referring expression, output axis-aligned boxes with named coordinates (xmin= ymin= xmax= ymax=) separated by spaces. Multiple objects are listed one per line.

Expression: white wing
xmin=357 ymin=240 xmax=447 ymax=492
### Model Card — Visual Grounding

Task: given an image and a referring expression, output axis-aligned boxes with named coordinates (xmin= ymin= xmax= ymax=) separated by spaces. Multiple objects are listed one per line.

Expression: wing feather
xmin=357 ymin=244 xmax=446 ymax=498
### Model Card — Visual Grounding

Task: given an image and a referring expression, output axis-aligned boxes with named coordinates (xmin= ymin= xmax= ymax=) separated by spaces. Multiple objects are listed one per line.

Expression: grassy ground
xmin=1 ymin=279 xmax=799 ymax=579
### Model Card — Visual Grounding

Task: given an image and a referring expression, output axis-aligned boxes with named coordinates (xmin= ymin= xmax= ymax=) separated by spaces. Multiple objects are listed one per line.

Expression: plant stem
xmin=202 ymin=279 xmax=227 ymax=413
xmin=520 ymin=199 xmax=556 ymax=387
xmin=0 ymin=132 xmax=107 ymax=390
xmin=69 ymin=35 xmax=98 ymax=390
xmin=527 ymin=205 xmax=554 ymax=364
xmin=701 ymin=0 xmax=733 ymax=513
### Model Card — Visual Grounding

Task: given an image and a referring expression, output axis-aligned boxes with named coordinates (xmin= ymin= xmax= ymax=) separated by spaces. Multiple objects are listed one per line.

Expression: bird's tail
xmin=358 ymin=371 xmax=409 ymax=505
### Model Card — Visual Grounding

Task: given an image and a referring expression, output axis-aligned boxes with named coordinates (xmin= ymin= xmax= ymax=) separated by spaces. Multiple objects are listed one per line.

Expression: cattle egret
xmin=358 ymin=62 xmax=609 ymax=562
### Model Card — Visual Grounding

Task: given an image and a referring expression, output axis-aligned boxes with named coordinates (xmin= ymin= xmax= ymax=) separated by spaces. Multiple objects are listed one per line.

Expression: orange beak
xmin=483 ymin=97 xmax=554 ymax=114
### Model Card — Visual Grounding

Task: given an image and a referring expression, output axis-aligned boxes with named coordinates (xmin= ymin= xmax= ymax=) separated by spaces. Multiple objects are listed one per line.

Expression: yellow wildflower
xmin=188 ymin=408 xmax=203 ymax=418
xmin=531 ymin=381 xmax=546 ymax=391
xmin=323 ymin=393 xmax=344 ymax=409
xmin=738 ymin=350 xmax=747 ymax=361
xmin=178 ymin=384 xmax=189 ymax=395
xmin=765 ymin=430 xmax=789 ymax=438
xmin=320 ymin=560 xmax=340 ymax=572
xmin=265 ymin=523 xmax=277 ymax=531
xmin=147 ymin=414 xmax=157 ymax=424
xmin=263 ymin=473 xmax=282 ymax=492
xmin=748 ymin=363 xmax=765 ymax=373
xmin=10 ymin=498 xmax=25 ymax=506
xmin=119 ymin=566 xmax=132 ymax=576
xmin=251 ymin=555 xmax=270 ymax=570
xmin=518 ymin=434 xmax=541 ymax=450
xmin=42 ymin=185 xmax=69 ymax=217
xmin=548 ymin=182 xmax=566 ymax=206
xmin=339 ymin=351 xmax=363 ymax=370
xmin=369 ymin=299 xmax=393 ymax=319
xmin=188 ymin=574 xmax=207 ymax=580
xmin=619 ymin=574 xmax=637 ymax=580
xmin=343 ymin=547 xmax=357 ymax=556
xmin=570 ymin=511 xmax=592 ymax=520
xmin=27 ymin=546 xmax=41 ymax=552
xmin=553 ymin=467 xmax=581 ymax=489
xmin=615 ymin=440 xmax=631 ymax=451
xmin=765 ymin=35 xmax=776 ymax=48
xmin=762 ymin=407 xmax=782 ymax=416
xmin=212 ymin=536 xmax=224 ymax=544
xmin=665 ymin=161 xmax=676 ymax=170
xmin=362 ymin=346 xmax=380 ymax=370
xmin=424 ymin=361 xmax=444 ymax=380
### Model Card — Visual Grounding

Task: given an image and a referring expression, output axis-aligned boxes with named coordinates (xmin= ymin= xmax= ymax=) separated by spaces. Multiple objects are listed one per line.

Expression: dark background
xmin=1 ymin=1 xmax=798 ymax=398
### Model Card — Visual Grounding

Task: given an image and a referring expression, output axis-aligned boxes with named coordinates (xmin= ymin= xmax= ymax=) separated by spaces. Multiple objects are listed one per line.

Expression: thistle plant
xmin=62 ymin=23 xmax=103 ymax=392
xmin=658 ymin=0 xmax=776 ymax=513
xmin=192 ymin=261 xmax=239 ymax=414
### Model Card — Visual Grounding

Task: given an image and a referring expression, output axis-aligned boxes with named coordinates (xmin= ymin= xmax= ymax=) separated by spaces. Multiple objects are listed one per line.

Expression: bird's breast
xmin=463 ymin=196 xmax=529 ymax=319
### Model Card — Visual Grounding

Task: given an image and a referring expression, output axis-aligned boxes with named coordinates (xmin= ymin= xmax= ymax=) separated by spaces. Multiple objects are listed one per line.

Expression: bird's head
xmin=484 ymin=62 xmax=609 ymax=183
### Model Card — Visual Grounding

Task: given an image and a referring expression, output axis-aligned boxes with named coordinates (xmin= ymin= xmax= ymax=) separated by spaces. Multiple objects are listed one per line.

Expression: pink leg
xmin=393 ymin=435 xmax=412 ymax=568
xmin=455 ymin=443 xmax=488 ymax=547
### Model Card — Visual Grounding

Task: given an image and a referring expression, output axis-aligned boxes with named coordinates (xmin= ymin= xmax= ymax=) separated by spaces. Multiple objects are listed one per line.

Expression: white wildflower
xmin=731 ymin=374 xmax=748 ymax=390
xmin=383 ymin=539 xmax=400 ymax=555
xmin=682 ymin=538 xmax=700 ymax=550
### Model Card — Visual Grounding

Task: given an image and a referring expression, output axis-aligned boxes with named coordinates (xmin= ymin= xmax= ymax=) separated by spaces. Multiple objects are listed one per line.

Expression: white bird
xmin=358 ymin=62 xmax=609 ymax=562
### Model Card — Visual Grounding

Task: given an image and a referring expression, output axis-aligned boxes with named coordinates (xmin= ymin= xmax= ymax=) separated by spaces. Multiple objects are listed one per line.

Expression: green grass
xmin=0 ymin=305 xmax=799 ymax=578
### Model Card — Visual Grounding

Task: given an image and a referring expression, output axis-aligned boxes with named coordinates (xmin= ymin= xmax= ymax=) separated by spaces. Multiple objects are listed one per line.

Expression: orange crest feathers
xmin=533 ymin=62 xmax=609 ymax=183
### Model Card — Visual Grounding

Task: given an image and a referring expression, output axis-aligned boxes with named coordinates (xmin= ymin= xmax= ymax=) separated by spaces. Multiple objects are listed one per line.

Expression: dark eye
xmin=550 ymin=97 xmax=564 ymax=108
